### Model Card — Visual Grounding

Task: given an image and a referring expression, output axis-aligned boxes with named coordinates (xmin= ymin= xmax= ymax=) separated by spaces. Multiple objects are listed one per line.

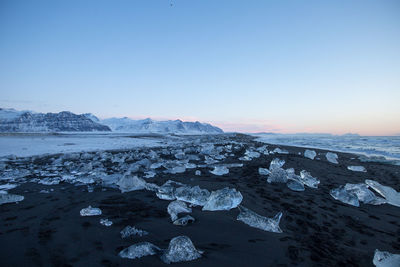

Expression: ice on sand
xmin=167 ymin=200 xmax=192 ymax=221
xmin=120 ymin=226 xmax=149 ymax=238
xmin=366 ymin=179 xmax=400 ymax=207
xmin=161 ymin=236 xmax=202 ymax=264
xmin=195 ymin=170 xmax=201 ymax=176
xmin=373 ymin=249 xmax=400 ymax=267
xmin=237 ymin=206 xmax=283 ymax=233
xmin=80 ymin=206 xmax=102 ymax=216
xmin=173 ymin=215 xmax=195 ymax=226
xmin=117 ymin=175 xmax=147 ymax=193
xmin=347 ymin=166 xmax=367 ymax=172
xmin=100 ymin=218 xmax=113 ymax=226
xmin=156 ymin=180 xmax=184 ymax=201
xmin=330 ymin=186 xmax=359 ymax=207
xmin=326 ymin=152 xmax=339 ymax=164
xmin=299 ymin=170 xmax=320 ymax=188
xmin=202 ymin=187 xmax=243 ymax=211
xmin=270 ymin=158 xmax=285 ymax=170
xmin=304 ymin=150 xmax=317 ymax=160
xmin=0 ymin=193 xmax=24 ymax=205
xmin=344 ymin=183 xmax=386 ymax=205
xmin=119 ymin=242 xmax=160 ymax=259
xmin=286 ymin=179 xmax=305 ymax=192
xmin=210 ymin=166 xmax=229 ymax=176
xmin=258 ymin=168 xmax=271 ymax=176
xmin=175 ymin=185 xmax=210 ymax=206
xmin=267 ymin=168 xmax=288 ymax=184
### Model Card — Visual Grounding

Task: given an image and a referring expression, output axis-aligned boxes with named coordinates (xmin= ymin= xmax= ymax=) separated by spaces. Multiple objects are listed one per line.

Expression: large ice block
xmin=160 ymin=236 xmax=202 ymax=264
xmin=202 ymin=187 xmax=243 ymax=211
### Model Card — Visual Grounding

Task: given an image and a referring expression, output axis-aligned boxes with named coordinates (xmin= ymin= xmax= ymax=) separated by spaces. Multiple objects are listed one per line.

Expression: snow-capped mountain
xmin=100 ymin=117 xmax=223 ymax=134
xmin=0 ymin=108 xmax=111 ymax=132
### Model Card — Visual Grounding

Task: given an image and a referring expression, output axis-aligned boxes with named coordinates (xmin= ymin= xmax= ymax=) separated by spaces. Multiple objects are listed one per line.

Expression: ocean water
xmin=254 ymin=134 xmax=400 ymax=164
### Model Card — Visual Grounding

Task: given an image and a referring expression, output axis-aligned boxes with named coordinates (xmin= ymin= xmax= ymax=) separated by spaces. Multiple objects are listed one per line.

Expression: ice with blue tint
xmin=100 ymin=218 xmax=113 ymax=226
xmin=161 ymin=236 xmax=202 ymax=264
xmin=237 ymin=206 xmax=283 ymax=233
xmin=120 ymin=226 xmax=149 ymax=238
xmin=119 ymin=242 xmax=160 ymax=259
xmin=269 ymin=158 xmax=285 ymax=170
xmin=344 ymin=183 xmax=386 ymax=205
xmin=304 ymin=150 xmax=317 ymax=160
xmin=365 ymin=180 xmax=400 ymax=207
xmin=167 ymin=200 xmax=192 ymax=221
xmin=174 ymin=185 xmax=210 ymax=206
xmin=117 ymin=174 xmax=147 ymax=193
xmin=173 ymin=215 xmax=195 ymax=226
xmin=210 ymin=166 xmax=229 ymax=176
xmin=80 ymin=206 xmax=102 ymax=216
xmin=299 ymin=170 xmax=320 ymax=188
xmin=373 ymin=249 xmax=400 ymax=267
xmin=0 ymin=192 xmax=24 ymax=205
xmin=202 ymin=187 xmax=243 ymax=211
xmin=326 ymin=152 xmax=339 ymax=164
xmin=258 ymin=168 xmax=271 ymax=176
xmin=330 ymin=186 xmax=359 ymax=207
xmin=347 ymin=166 xmax=367 ymax=172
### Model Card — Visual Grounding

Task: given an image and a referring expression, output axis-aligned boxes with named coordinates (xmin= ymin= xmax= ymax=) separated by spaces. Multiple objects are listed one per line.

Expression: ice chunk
xmin=166 ymin=166 xmax=186 ymax=174
xmin=269 ymin=158 xmax=285 ymax=170
xmin=144 ymin=171 xmax=156 ymax=179
xmin=100 ymin=218 xmax=113 ymax=226
xmin=344 ymin=183 xmax=385 ymax=205
xmin=330 ymin=186 xmax=359 ymax=207
xmin=286 ymin=179 xmax=305 ymax=192
xmin=202 ymin=187 xmax=243 ymax=211
xmin=120 ymin=226 xmax=149 ymax=238
xmin=38 ymin=177 xmax=61 ymax=185
xmin=80 ymin=205 xmax=102 ymax=216
xmin=299 ymin=170 xmax=320 ymax=188
xmin=245 ymin=150 xmax=261 ymax=158
xmin=156 ymin=180 xmax=184 ymax=201
xmin=304 ymin=150 xmax=316 ymax=160
xmin=173 ymin=215 xmax=195 ymax=226
xmin=117 ymin=175 xmax=147 ymax=193
xmin=365 ymin=180 xmax=400 ymax=207
xmin=273 ymin=148 xmax=289 ymax=154
xmin=0 ymin=193 xmax=24 ymax=205
xmin=161 ymin=236 xmax=202 ymax=264
xmin=167 ymin=200 xmax=192 ymax=221
xmin=237 ymin=206 xmax=283 ymax=233
xmin=373 ymin=249 xmax=400 ymax=267
xmin=195 ymin=170 xmax=201 ymax=176
xmin=258 ymin=168 xmax=271 ymax=176
xmin=347 ymin=166 xmax=367 ymax=172
xmin=267 ymin=168 xmax=288 ymax=184
xmin=0 ymin=183 xmax=18 ymax=192
xmin=175 ymin=185 xmax=210 ymax=206
xmin=210 ymin=166 xmax=229 ymax=176
xmin=326 ymin=152 xmax=339 ymax=164
xmin=119 ymin=242 xmax=160 ymax=259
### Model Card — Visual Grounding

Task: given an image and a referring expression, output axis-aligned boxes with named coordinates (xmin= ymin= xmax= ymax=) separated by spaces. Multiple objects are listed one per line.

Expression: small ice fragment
xmin=373 ymin=249 xmax=400 ymax=267
xmin=269 ymin=158 xmax=285 ymax=170
xmin=300 ymin=170 xmax=320 ymax=188
xmin=160 ymin=236 xmax=202 ymax=264
xmin=365 ymin=180 xmax=400 ymax=207
xmin=273 ymin=148 xmax=289 ymax=154
xmin=100 ymin=218 xmax=113 ymax=226
xmin=347 ymin=166 xmax=367 ymax=172
xmin=120 ymin=226 xmax=149 ymax=238
xmin=202 ymin=187 xmax=243 ymax=211
xmin=330 ymin=186 xmax=359 ymax=207
xmin=38 ymin=177 xmax=61 ymax=185
xmin=0 ymin=193 xmax=24 ymax=205
xmin=195 ymin=170 xmax=201 ymax=176
xmin=175 ymin=185 xmax=210 ymax=206
xmin=119 ymin=242 xmax=160 ymax=259
xmin=167 ymin=200 xmax=192 ymax=221
xmin=80 ymin=206 xmax=102 ymax=216
xmin=237 ymin=206 xmax=283 ymax=233
xmin=210 ymin=166 xmax=229 ymax=176
xmin=245 ymin=150 xmax=261 ymax=158
xmin=117 ymin=175 xmax=147 ymax=193
xmin=258 ymin=168 xmax=271 ymax=176
xmin=304 ymin=150 xmax=316 ymax=160
xmin=173 ymin=215 xmax=195 ymax=226
xmin=286 ymin=179 xmax=305 ymax=191
xmin=326 ymin=152 xmax=339 ymax=164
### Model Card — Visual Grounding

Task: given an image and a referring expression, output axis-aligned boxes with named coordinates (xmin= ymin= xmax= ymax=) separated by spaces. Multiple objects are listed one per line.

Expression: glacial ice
xmin=365 ymin=180 xmax=400 ymax=207
xmin=245 ymin=150 xmax=261 ymax=159
xmin=330 ymin=186 xmax=359 ymax=207
xmin=344 ymin=183 xmax=385 ymax=205
xmin=117 ymin=175 xmax=147 ymax=193
xmin=210 ymin=166 xmax=229 ymax=176
xmin=173 ymin=215 xmax=195 ymax=226
xmin=119 ymin=242 xmax=160 ymax=259
xmin=299 ymin=170 xmax=320 ymax=188
xmin=175 ymin=185 xmax=210 ymax=206
xmin=273 ymin=148 xmax=289 ymax=154
xmin=38 ymin=177 xmax=61 ymax=185
xmin=237 ymin=206 xmax=283 ymax=233
xmin=100 ymin=218 xmax=113 ymax=226
xmin=165 ymin=166 xmax=186 ymax=174
xmin=258 ymin=168 xmax=271 ymax=176
xmin=373 ymin=249 xmax=400 ymax=267
xmin=120 ymin=226 xmax=149 ymax=238
xmin=0 ymin=192 xmax=24 ymax=205
xmin=80 ymin=205 xmax=102 ymax=216
xmin=269 ymin=158 xmax=285 ymax=170
xmin=326 ymin=152 xmax=339 ymax=164
xmin=195 ymin=170 xmax=201 ymax=176
xmin=202 ymin=187 xmax=243 ymax=211
xmin=304 ymin=150 xmax=316 ymax=160
xmin=156 ymin=180 xmax=184 ymax=200
xmin=267 ymin=168 xmax=288 ymax=184
xmin=286 ymin=179 xmax=305 ymax=191
xmin=167 ymin=200 xmax=192 ymax=221
xmin=346 ymin=165 xmax=367 ymax=172
xmin=160 ymin=236 xmax=202 ymax=264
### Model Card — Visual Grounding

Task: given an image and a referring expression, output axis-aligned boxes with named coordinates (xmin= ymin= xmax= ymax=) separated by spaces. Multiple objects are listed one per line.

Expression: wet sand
xmin=1 ymin=135 xmax=399 ymax=266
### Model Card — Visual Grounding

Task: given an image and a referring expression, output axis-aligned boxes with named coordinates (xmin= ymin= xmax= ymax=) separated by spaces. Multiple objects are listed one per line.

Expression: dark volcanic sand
xmin=1 ymin=135 xmax=399 ymax=266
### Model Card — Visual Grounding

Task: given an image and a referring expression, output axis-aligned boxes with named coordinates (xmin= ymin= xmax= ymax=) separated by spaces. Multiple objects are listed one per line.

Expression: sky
xmin=0 ymin=0 xmax=399 ymax=135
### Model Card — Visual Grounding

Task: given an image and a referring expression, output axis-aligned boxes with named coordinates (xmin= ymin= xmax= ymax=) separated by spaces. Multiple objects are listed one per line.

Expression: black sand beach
xmin=1 ymin=134 xmax=399 ymax=266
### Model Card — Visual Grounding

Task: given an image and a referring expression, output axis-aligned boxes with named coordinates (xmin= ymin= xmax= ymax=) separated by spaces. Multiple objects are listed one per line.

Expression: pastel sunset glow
xmin=1 ymin=0 xmax=399 ymax=135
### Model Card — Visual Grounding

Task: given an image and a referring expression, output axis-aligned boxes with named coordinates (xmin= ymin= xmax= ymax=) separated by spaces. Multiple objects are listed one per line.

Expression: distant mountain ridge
xmin=0 ymin=108 xmax=223 ymax=134
xmin=0 ymin=108 xmax=110 ymax=132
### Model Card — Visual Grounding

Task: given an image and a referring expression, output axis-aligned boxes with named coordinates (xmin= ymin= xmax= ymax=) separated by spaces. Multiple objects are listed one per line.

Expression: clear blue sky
xmin=1 ymin=0 xmax=399 ymax=135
